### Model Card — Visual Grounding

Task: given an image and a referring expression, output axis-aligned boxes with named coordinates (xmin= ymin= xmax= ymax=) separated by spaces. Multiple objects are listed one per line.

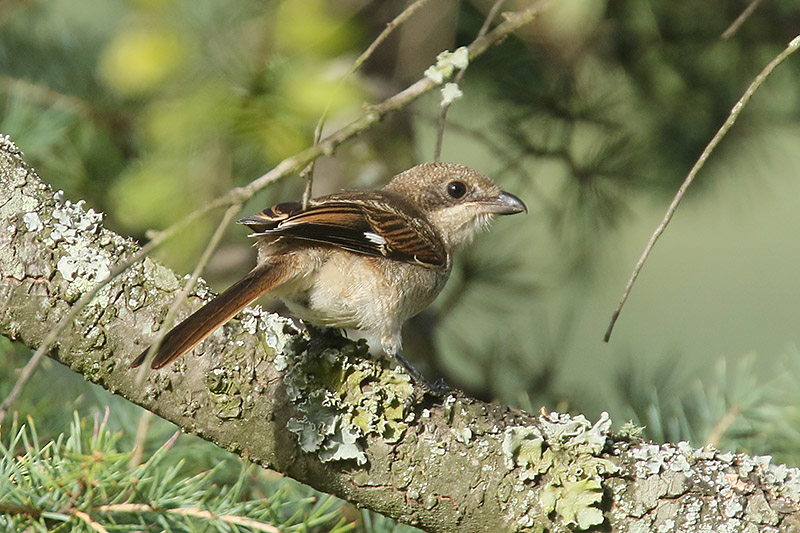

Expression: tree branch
xmin=2 ymin=136 xmax=799 ymax=532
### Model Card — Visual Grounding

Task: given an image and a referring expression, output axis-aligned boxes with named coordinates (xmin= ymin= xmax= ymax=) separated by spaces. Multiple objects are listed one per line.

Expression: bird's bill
xmin=479 ymin=191 xmax=527 ymax=215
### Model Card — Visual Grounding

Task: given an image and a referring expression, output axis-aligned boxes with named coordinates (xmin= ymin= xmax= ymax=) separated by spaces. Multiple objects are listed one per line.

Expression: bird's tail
xmin=131 ymin=259 xmax=287 ymax=370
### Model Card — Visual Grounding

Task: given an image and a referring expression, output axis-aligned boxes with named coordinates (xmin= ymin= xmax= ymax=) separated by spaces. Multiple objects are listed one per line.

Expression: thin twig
xmin=0 ymin=75 xmax=96 ymax=120
xmin=300 ymin=162 xmax=315 ymax=211
xmin=72 ymin=510 xmax=109 ymax=533
xmin=135 ymin=203 xmax=241 ymax=383
xmin=433 ymin=0 xmax=506 ymax=162
xmin=167 ymin=507 xmax=281 ymax=532
xmin=93 ymin=503 xmax=280 ymax=532
xmin=721 ymin=0 xmax=762 ymax=40
xmin=354 ymin=0 xmax=433 ymax=75
xmin=705 ymin=404 xmax=740 ymax=448
xmin=0 ymin=2 xmax=544 ymax=419
xmin=302 ymin=0 xmax=433 ymax=208
xmin=129 ymin=410 xmax=153 ymax=469
xmin=604 ymin=35 xmax=800 ymax=343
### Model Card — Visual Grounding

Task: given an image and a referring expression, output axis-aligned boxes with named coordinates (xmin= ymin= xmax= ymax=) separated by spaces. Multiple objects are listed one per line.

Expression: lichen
xmin=142 ymin=257 xmax=180 ymax=292
xmin=239 ymin=306 xmax=294 ymax=359
xmin=0 ymin=134 xmax=23 ymax=159
xmin=40 ymin=190 xmax=112 ymax=301
xmin=502 ymin=426 xmax=545 ymax=480
xmin=503 ymin=411 xmax=618 ymax=530
xmin=424 ymin=47 xmax=469 ymax=84
xmin=283 ymin=333 xmax=414 ymax=466
xmin=22 ymin=212 xmax=43 ymax=232
xmin=203 ymin=365 xmax=242 ymax=418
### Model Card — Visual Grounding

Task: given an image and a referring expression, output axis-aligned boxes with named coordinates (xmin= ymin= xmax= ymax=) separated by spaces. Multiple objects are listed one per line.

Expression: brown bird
xmin=131 ymin=163 xmax=526 ymax=388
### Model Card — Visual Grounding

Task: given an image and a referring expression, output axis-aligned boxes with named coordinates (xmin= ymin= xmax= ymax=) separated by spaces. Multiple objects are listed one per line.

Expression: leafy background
xmin=3 ymin=0 xmax=800 ymax=530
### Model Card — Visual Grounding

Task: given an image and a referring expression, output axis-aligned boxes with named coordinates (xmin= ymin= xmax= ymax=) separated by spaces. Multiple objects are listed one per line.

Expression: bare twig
xmin=129 ymin=410 xmax=153 ymax=469
xmin=302 ymin=0 xmax=433 ymax=208
xmin=433 ymin=0 xmax=506 ymax=162
xmin=355 ymin=0 xmax=433 ymax=74
xmin=721 ymin=0 xmax=762 ymax=40
xmin=166 ymin=507 xmax=281 ymax=532
xmin=93 ymin=500 xmax=281 ymax=531
xmin=0 ymin=75 xmax=96 ymax=120
xmin=72 ymin=510 xmax=108 ymax=533
xmin=604 ymin=35 xmax=800 ymax=343
xmin=300 ymin=162 xmax=315 ymax=211
xmin=134 ymin=203 xmax=242 ymax=382
xmin=705 ymin=404 xmax=740 ymax=448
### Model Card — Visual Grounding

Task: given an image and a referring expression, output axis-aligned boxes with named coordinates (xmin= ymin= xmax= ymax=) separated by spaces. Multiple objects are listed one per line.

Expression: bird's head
xmin=385 ymin=163 xmax=527 ymax=251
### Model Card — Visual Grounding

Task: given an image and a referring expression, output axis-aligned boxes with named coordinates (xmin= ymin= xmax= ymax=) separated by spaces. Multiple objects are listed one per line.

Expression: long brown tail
xmin=131 ymin=259 xmax=288 ymax=369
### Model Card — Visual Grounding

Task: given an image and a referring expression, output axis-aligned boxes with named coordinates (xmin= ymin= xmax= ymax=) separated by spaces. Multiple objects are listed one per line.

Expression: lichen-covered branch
xmin=2 ymin=138 xmax=800 ymax=532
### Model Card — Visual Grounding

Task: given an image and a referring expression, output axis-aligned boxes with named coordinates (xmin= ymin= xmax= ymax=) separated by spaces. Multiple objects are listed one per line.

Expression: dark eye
xmin=446 ymin=181 xmax=467 ymax=199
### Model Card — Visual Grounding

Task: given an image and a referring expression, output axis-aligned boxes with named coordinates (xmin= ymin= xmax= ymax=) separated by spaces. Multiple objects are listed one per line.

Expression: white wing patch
xmin=364 ymin=231 xmax=387 ymax=246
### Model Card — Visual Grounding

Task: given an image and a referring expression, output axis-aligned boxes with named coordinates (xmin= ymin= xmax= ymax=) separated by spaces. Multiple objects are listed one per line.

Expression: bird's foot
xmin=304 ymin=323 xmax=348 ymax=350
xmin=393 ymin=351 xmax=450 ymax=397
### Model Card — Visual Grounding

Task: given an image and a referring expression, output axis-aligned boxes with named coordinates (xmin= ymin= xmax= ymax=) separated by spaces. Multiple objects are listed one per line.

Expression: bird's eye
xmin=446 ymin=181 xmax=467 ymax=199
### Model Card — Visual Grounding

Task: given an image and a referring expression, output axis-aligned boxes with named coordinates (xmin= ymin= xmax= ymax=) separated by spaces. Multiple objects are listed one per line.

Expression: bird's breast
xmin=279 ymin=251 xmax=449 ymax=333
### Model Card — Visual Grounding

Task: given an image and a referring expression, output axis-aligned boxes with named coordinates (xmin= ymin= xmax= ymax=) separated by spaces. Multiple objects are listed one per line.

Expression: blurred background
xmin=3 ymin=0 xmax=800 ymax=530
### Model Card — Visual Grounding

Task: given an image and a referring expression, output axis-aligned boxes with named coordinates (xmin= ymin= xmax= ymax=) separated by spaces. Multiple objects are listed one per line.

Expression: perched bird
xmin=131 ymin=163 xmax=526 ymax=388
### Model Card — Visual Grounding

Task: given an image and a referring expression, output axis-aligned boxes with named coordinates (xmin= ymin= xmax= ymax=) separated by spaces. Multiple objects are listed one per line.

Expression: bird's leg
xmin=304 ymin=323 xmax=347 ymax=345
xmin=392 ymin=351 xmax=450 ymax=396
xmin=381 ymin=334 xmax=449 ymax=396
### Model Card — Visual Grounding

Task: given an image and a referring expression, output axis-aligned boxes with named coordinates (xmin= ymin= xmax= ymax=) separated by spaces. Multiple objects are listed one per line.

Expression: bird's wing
xmin=239 ymin=199 xmax=447 ymax=268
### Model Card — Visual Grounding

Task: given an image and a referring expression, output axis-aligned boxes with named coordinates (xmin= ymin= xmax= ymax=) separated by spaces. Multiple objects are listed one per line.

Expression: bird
xmin=131 ymin=163 xmax=526 ymax=389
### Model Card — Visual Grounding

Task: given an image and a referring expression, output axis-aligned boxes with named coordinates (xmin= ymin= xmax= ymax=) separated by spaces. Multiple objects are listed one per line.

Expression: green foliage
xmin=0 ymin=411 xmax=354 ymax=532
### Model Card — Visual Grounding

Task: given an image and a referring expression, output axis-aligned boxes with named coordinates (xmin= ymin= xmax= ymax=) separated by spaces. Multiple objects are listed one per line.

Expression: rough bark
xmin=1 ymin=135 xmax=799 ymax=532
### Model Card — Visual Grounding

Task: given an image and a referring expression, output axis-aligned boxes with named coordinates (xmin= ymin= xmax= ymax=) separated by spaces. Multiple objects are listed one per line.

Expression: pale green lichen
xmin=0 ymin=134 xmax=22 ymax=157
xmin=43 ymin=191 xmax=112 ymax=301
xmin=453 ymin=426 xmax=473 ymax=444
xmin=440 ymin=82 xmax=463 ymax=106
xmin=142 ymin=258 xmax=180 ymax=292
xmin=502 ymin=426 xmax=545 ymax=481
xmin=284 ymin=334 xmax=414 ymax=466
xmin=423 ymin=47 xmax=469 ymax=108
xmin=201 ymin=308 xmax=295 ymax=417
xmin=424 ymin=47 xmax=469 ymax=84
xmin=22 ymin=212 xmax=42 ymax=231
xmin=759 ymin=457 xmax=800 ymax=501
xmin=317 ymin=421 xmax=363 ymax=463
xmin=239 ymin=306 xmax=293 ymax=364
xmin=503 ymin=412 xmax=618 ymax=530
xmin=205 ymin=366 xmax=242 ymax=413
xmin=617 ymin=420 xmax=646 ymax=439
xmin=540 ymin=478 xmax=604 ymax=530
xmin=2 ymin=153 xmax=115 ymax=298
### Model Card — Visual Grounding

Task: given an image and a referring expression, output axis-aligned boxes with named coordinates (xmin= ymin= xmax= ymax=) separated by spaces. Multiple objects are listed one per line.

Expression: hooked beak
xmin=481 ymin=191 xmax=527 ymax=215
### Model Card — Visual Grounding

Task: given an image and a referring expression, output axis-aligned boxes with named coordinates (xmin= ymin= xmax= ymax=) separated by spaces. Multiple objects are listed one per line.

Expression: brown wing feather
xmin=238 ymin=202 xmax=303 ymax=233
xmin=364 ymin=207 xmax=445 ymax=266
xmin=244 ymin=197 xmax=447 ymax=268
